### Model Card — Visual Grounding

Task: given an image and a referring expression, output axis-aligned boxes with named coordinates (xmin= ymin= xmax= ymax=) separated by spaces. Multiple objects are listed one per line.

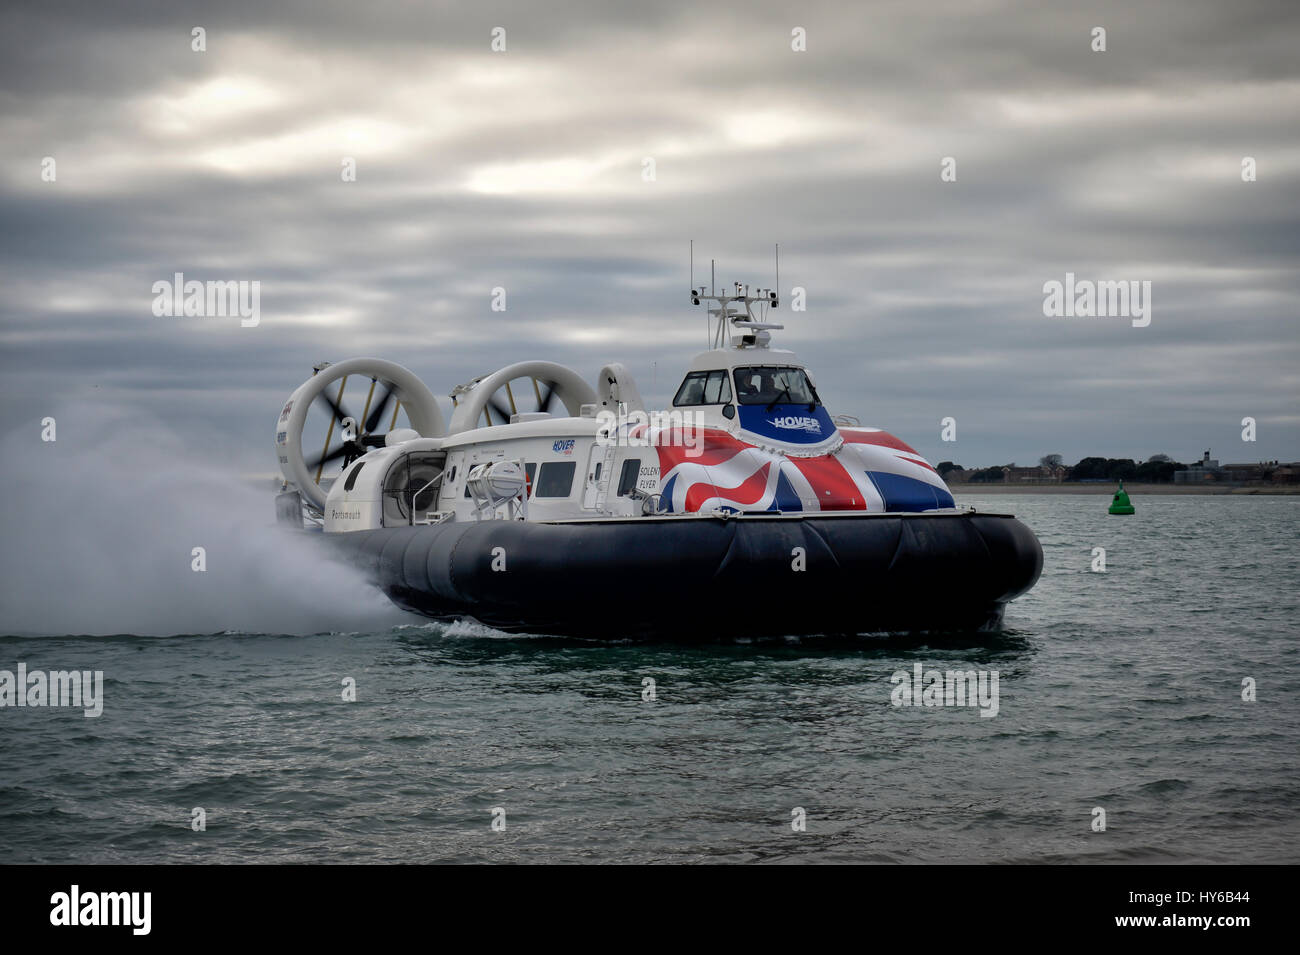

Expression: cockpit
xmin=673 ymin=365 xmax=819 ymax=409
xmin=732 ymin=366 xmax=818 ymax=407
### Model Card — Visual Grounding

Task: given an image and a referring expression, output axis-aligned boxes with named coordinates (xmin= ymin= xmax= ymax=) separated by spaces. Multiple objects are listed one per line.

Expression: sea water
xmin=0 ymin=494 xmax=1296 ymax=863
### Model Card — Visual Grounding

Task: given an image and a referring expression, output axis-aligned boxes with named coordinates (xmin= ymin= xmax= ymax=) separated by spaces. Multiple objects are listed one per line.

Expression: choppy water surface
xmin=1 ymin=494 xmax=1296 ymax=863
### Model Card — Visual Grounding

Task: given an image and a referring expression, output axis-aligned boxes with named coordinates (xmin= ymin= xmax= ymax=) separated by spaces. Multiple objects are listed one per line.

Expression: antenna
xmin=689 ymin=249 xmax=784 ymax=350
xmin=774 ymin=243 xmax=780 ymax=306
xmin=690 ymin=239 xmax=694 ymax=291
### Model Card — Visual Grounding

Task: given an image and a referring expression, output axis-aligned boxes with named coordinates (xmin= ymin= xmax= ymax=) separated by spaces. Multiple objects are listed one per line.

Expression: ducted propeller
xmin=275 ymin=358 xmax=446 ymax=511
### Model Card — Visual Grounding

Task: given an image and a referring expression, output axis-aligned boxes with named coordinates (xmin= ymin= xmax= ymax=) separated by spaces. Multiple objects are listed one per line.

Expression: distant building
xmin=1175 ymin=449 xmax=1226 ymax=484
xmin=1273 ymin=464 xmax=1300 ymax=484
xmin=1223 ymin=462 xmax=1267 ymax=482
xmin=1221 ymin=460 xmax=1299 ymax=484
xmin=1002 ymin=464 xmax=1065 ymax=483
xmin=947 ymin=453 xmax=1298 ymax=486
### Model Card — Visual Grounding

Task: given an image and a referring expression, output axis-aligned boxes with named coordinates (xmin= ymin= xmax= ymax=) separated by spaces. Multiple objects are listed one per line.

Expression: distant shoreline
xmin=948 ymin=482 xmax=1300 ymax=496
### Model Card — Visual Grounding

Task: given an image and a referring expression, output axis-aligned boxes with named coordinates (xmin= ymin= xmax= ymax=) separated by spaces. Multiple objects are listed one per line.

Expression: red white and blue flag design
xmin=641 ymin=426 xmax=954 ymax=514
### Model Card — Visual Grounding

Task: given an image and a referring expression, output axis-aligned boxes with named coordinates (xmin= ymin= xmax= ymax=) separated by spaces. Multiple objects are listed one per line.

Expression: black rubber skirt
xmin=324 ymin=511 xmax=1043 ymax=639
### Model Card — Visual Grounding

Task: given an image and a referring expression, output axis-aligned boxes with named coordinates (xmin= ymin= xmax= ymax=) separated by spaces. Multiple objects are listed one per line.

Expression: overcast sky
xmin=2 ymin=0 xmax=1298 ymax=473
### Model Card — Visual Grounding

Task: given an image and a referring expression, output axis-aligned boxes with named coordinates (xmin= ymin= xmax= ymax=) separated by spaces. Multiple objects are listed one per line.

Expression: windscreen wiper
xmin=766 ymin=385 xmax=792 ymax=411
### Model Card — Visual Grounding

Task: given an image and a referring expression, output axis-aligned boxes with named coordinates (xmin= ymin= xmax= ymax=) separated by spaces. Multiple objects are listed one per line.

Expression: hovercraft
xmin=273 ymin=283 xmax=1042 ymax=638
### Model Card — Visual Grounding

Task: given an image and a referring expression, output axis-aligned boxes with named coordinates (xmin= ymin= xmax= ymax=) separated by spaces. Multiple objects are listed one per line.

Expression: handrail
xmin=413 ymin=470 xmax=445 ymax=501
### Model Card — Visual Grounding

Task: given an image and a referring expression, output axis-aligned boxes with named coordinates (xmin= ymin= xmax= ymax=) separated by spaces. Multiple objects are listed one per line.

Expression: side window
xmin=673 ymin=371 xmax=708 ymax=406
xmin=617 ymin=458 xmax=641 ymax=497
xmin=703 ymin=370 xmax=732 ymax=404
xmin=525 ymin=462 xmax=537 ymax=498
xmin=674 ymin=370 xmax=732 ymax=406
xmin=535 ymin=461 xmax=577 ymax=498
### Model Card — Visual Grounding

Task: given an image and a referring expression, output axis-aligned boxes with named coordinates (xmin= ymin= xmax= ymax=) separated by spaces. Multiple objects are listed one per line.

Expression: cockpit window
xmin=733 ymin=366 xmax=818 ymax=406
xmin=673 ymin=370 xmax=733 ymax=406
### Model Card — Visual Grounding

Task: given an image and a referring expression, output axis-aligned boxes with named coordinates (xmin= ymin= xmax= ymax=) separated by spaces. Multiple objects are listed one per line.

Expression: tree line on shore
xmin=936 ymin=454 xmax=1186 ymax=484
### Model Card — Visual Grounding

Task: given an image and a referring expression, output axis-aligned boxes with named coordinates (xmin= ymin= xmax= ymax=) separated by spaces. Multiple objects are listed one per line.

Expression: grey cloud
xmin=1 ymin=0 xmax=1297 ymax=482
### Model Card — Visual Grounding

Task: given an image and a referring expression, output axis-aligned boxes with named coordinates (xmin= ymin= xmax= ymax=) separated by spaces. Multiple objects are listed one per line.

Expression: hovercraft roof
xmin=685 ymin=346 xmax=804 ymax=373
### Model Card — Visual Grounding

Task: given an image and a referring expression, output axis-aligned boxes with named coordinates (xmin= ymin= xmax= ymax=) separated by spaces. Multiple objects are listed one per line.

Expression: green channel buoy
xmin=1109 ymin=480 xmax=1135 ymax=515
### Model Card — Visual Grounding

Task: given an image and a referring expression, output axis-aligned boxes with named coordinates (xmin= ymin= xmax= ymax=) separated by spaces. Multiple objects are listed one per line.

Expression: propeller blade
xmin=318 ymin=390 xmax=355 ymax=427
xmin=488 ymin=395 xmax=513 ymax=425
xmin=536 ymin=380 xmax=556 ymax=413
xmin=364 ymin=383 xmax=395 ymax=434
xmin=305 ymin=444 xmax=349 ymax=472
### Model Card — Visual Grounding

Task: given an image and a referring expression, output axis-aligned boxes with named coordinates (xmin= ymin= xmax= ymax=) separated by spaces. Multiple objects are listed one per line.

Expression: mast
xmin=690 ymin=257 xmax=782 ymax=350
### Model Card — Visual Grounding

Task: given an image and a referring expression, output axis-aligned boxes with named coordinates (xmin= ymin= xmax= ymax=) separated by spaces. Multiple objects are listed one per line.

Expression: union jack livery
xmin=650 ymin=427 xmax=955 ymax=514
